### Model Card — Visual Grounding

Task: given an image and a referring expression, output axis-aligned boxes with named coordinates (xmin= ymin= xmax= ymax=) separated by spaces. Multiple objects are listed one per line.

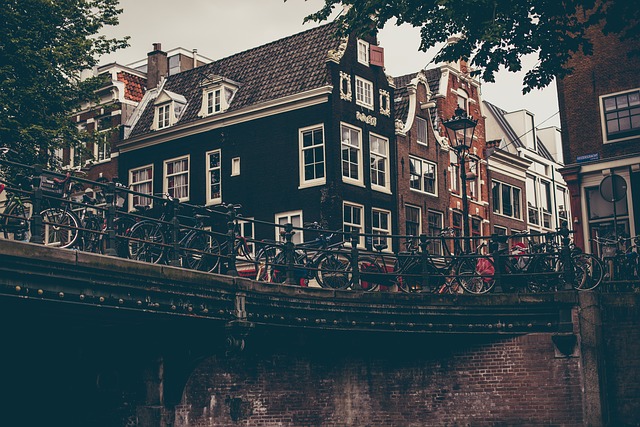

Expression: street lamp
xmin=443 ymin=107 xmax=479 ymax=253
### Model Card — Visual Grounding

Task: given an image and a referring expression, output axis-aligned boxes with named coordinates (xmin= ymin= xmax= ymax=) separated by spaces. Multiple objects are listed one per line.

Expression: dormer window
xmin=152 ymin=89 xmax=187 ymax=131
xmin=198 ymin=76 xmax=239 ymax=118
xmin=357 ymin=39 xmax=370 ymax=65
xmin=157 ymin=104 xmax=170 ymax=129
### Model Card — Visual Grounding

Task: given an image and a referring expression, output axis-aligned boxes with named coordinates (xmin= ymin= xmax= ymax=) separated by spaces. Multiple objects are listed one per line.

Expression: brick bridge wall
xmin=600 ymin=294 xmax=640 ymax=426
xmin=179 ymin=329 xmax=583 ymax=426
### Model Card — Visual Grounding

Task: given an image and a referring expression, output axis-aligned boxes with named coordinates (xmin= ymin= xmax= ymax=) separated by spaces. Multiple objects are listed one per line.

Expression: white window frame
xmin=231 ymin=157 xmax=241 ymax=176
xmin=492 ymin=180 xmax=522 ymax=220
xmin=237 ymin=218 xmax=255 ymax=257
xmin=128 ymin=164 xmax=153 ymax=210
xmin=206 ymin=88 xmax=222 ymax=115
xmin=427 ymin=210 xmax=444 ymax=256
xmin=206 ymin=149 xmax=222 ymax=206
xmin=343 ymin=201 xmax=364 ymax=248
xmin=370 ymin=133 xmax=391 ymax=193
xmin=198 ymin=81 xmax=238 ymax=118
xmin=163 ymin=155 xmax=190 ymax=202
xmin=410 ymin=156 xmax=437 ymax=196
xmin=299 ymin=124 xmax=326 ymax=188
xmin=340 ymin=122 xmax=364 ymax=187
xmin=600 ymin=88 xmax=640 ymax=144
xmin=156 ymin=103 xmax=170 ymax=129
xmin=357 ymin=39 xmax=370 ymax=66
xmin=275 ymin=210 xmax=303 ymax=244
xmin=416 ymin=116 xmax=428 ymax=146
xmin=372 ymin=208 xmax=391 ymax=250
xmin=355 ymin=76 xmax=374 ymax=110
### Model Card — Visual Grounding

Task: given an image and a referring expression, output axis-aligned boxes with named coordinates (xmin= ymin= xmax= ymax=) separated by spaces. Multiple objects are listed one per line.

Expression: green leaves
xmin=304 ymin=0 xmax=637 ymax=93
xmin=0 ymin=0 xmax=128 ymax=166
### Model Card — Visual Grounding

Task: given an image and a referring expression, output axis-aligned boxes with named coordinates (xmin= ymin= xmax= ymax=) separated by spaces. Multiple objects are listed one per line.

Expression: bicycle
xmin=255 ymin=223 xmax=352 ymax=289
xmin=592 ymin=235 xmax=639 ymax=290
xmin=356 ymin=233 xmax=470 ymax=293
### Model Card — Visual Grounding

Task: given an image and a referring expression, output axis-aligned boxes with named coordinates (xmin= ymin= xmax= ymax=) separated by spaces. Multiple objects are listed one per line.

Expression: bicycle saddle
xmin=374 ymin=243 xmax=388 ymax=252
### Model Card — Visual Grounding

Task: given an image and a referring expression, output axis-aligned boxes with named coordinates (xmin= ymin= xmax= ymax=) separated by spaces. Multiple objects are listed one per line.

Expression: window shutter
xmin=370 ymin=45 xmax=384 ymax=67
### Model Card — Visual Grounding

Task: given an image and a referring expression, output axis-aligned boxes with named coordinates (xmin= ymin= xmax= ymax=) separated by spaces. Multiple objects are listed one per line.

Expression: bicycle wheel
xmin=315 ymin=252 xmax=352 ymax=289
xmin=396 ymin=259 xmax=431 ymax=293
xmin=128 ymin=221 xmax=165 ymax=263
xmin=457 ymin=257 xmax=495 ymax=294
xmin=572 ymin=253 xmax=604 ymax=291
xmin=356 ymin=257 xmax=382 ymax=292
xmin=113 ymin=216 xmax=136 ymax=258
xmin=3 ymin=199 xmax=33 ymax=241
xmin=527 ymin=253 xmax=560 ymax=293
xmin=254 ymin=245 xmax=278 ymax=282
xmin=40 ymin=207 xmax=79 ymax=248
xmin=183 ymin=231 xmax=221 ymax=273
xmin=81 ymin=215 xmax=103 ymax=253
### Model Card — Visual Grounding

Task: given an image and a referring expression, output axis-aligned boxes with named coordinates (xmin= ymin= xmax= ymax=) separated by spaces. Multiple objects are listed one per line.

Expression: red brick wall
xmin=181 ymin=331 xmax=583 ymax=426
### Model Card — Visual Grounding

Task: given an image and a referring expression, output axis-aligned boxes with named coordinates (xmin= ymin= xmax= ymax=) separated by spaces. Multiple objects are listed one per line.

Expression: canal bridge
xmin=0 ymin=238 xmax=638 ymax=426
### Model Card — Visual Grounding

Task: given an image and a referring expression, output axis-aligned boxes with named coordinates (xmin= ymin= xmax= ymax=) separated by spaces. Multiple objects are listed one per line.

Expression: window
xmin=526 ymin=176 xmax=539 ymax=225
xmin=468 ymin=160 xmax=478 ymax=200
xmin=164 ymin=156 xmax=189 ymax=201
xmin=409 ymin=156 xmax=437 ymax=195
xmin=540 ymin=180 xmax=552 ymax=228
xmin=405 ymin=205 xmax=421 ymax=237
xmin=457 ymin=89 xmax=469 ymax=113
xmin=355 ymin=76 xmax=374 ymax=109
xmin=492 ymin=181 xmax=521 ymax=219
xmin=275 ymin=210 xmax=303 ymax=244
xmin=129 ymin=164 xmax=153 ymax=209
xmin=206 ymin=89 xmax=221 ymax=115
xmin=341 ymin=123 xmax=363 ymax=185
xmin=416 ymin=117 xmax=428 ymax=146
xmin=494 ymin=225 xmax=508 ymax=236
xmin=357 ymin=39 xmax=369 ymax=65
xmin=372 ymin=208 xmax=391 ymax=249
xmin=198 ymin=79 xmax=238 ymax=118
xmin=206 ymin=150 xmax=222 ymax=205
xmin=427 ymin=210 xmax=444 ymax=256
xmin=601 ymin=89 xmax=640 ymax=142
xmin=452 ymin=211 xmax=463 ymax=236
xmin=471 ymin=218 xmax=481 ymax=237
xmin=237 ymin=218 xmax=255 ymax=257
xmin=157 ymin=104 xmax=170 ymax=129
xmin=299 ymin=125 xmax=326 ymax=187
xmin=370 ymin=134 xmax=390 ymax=192
xmin=450 ymin=152 xmax=460 ymax=192
xmin=343 ymin=202 xmax=364 ymax=247
xmin=95 ymin=141 xmax=111 ymax=162
xmin=231 ymin=157 xmax=240 ymax=176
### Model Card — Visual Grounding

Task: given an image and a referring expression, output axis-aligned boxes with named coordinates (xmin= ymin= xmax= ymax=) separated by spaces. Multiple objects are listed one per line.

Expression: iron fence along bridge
xmin=0 ymin=157 xmax=632 ymax=293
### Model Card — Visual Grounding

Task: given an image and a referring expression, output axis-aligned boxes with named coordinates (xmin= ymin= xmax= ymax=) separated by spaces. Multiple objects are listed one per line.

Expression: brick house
xmin=118 ymin=24 xmax=397 ymax=248
xmin=557 ymin=22 xmax=640 ymax=253
xmin=394 ymin=61 xmax=490 ymax=251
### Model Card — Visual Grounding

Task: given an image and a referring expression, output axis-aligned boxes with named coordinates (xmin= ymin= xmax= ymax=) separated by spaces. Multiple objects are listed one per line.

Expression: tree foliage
xmin=302 ymin=0 xmax=640 ymax=93
xmin=0 ymin=0 xmax=128 ymax=166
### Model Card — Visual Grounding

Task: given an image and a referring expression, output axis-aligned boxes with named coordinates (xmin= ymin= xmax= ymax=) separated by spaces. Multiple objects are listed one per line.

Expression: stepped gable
xmin=129 ymin=22 xmax=342 ymax=138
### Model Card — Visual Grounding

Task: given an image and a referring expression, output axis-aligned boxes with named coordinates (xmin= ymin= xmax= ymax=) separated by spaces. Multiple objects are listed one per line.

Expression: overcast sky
xmin=99 ymin=0 xmax=561 ymax=128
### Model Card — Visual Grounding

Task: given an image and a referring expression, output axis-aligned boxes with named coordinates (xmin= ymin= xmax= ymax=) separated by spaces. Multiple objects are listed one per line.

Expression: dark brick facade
xmin=181 ymin=330 xmax=583 ymax=426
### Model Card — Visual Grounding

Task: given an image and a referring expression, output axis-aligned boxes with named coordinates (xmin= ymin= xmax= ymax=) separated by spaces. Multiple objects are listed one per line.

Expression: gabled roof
xmin=484 ymin=100 xmax=555 ymax=162
xmin=128 ymin=23 xmax=342 ymax=138
xmin=393 ymin=68 xmax=441 ymax=125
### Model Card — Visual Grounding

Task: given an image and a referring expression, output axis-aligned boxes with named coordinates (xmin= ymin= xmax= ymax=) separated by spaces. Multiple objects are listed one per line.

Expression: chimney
xmin=147 ymin=43 xmax=168 ymax=89
xmin=193 ymin=49 xmax=198 ymax=69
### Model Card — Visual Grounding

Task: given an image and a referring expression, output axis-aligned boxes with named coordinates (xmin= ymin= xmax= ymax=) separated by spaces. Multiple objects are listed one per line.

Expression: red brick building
xmin=558 ymin=22 xmax=640 ymax=252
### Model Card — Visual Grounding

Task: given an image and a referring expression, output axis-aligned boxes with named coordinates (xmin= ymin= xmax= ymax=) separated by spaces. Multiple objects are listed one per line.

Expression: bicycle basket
xmin=39 ymin=173 xmax=64 ymax=197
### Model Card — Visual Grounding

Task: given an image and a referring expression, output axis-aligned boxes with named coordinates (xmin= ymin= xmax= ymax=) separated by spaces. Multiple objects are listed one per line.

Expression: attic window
xmin=198 ymin=77 xmax=239 ymax=118
xmin=152 ymin=89 xmax=187 ymax=131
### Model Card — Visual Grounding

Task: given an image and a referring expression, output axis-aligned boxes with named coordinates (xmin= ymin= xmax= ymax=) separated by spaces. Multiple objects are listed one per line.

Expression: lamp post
xmin=443 ymin=107 xmax=478 ymax=253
